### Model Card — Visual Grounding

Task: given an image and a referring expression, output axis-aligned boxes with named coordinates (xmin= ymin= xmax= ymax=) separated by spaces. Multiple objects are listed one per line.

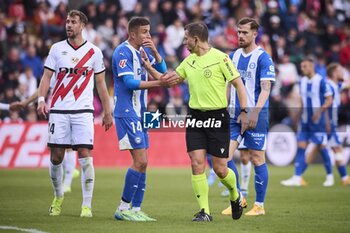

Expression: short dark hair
xmin=184 ymin=22 xmax=208 ymax=42
xmin=327 ymin=63 xmax=339 ymax=77
xmin=128 ymin=17 xmax=150 ymax=33
xmin=238 ymin=17 xmax=260 ymax=31
xmin=68 ymin=10 xmax=88 ymax=25
xmin=302 ymin=56 xmax=315 ymax=63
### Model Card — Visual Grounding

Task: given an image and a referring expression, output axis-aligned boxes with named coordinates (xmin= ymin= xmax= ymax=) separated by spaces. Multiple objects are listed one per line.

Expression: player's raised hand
xmin=140 ymin=48 xmax=151 ymax=69
xmin=142 ymin=38 xmax=157 ymax=53
xmin=102 ymin=113 xmax=113 ymax=131
xmin=37 ymin=101 xmax=48 ymax=119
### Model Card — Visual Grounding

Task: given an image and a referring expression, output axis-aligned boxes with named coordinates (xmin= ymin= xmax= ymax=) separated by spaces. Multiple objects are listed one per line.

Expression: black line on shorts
xmin=72 ymin=144 xmax=93 ymax=150
xmin=48 ymin=143 xmax=72 ymax=148
xmin=49 ymin=109 xmax=94 ymax=114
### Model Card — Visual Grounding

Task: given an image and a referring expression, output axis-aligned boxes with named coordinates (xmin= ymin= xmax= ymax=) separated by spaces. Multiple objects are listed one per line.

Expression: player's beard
xmin=66 ymin=29 xmax=77 ymax=39
xmin=239 ymin=40 xmax=248 ymax=48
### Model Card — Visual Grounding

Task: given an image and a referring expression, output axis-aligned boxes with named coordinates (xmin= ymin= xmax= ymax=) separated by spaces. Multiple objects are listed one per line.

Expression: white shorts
xmin=47 ymin=112 xmax=94 ymax=150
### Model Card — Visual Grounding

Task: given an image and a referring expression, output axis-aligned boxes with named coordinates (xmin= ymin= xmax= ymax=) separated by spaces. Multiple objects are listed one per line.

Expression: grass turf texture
xmin=0 ymin=165 xmax=349 ymax=233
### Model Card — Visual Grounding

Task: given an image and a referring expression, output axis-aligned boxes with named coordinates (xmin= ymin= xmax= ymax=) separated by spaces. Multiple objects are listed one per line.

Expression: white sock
xmin=342 ymin=175 xmax=349 ymax=181
xmin=255 ymin=201 xmax=264 ymax=208
xmin=79 ymin=157 xmax=94 ymax=208
xmin=293 ymin=175 xmax=301 ymax=182
xmin=118 ymin=200 xmax=130 ymax=211
xmin=240 ymin=161 xmax=251 ymax=190
xmin=63 ymin=150 xmax=76 ymax=188
xmin=326 ymin=174 xmax=334 ymax=180
xmin=49 ymin=162 xmax=64 ymax=198
xmin=132 ymin=207 xmax=141 ymax=212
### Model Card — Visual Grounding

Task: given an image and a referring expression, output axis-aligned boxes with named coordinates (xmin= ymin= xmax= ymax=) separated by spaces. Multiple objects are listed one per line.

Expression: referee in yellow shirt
xmin=176 ymin=22 xmax=249 ymax=221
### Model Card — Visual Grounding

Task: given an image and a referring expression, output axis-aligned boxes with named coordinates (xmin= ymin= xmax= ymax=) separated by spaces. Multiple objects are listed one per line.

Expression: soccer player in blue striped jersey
xmin=112 ymin=17 xmax=178 ymax=221
xmin=281 ymin=58 xmax=334 ymax=187
xmin=304 ymin=63 xmax=350 ymax=186
xmin=222 ymin=17 xmax=275 ymax=216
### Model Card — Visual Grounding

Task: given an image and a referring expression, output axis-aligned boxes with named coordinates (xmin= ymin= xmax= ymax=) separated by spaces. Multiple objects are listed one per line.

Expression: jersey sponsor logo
xmin=238 ymin=69 xmax=252 ymax=80
xmin=119 ymin=59 xmax=127 ymax=68
xmin=51 ymin=48 xmax=95 ymax=107
xmin=62 ymin=51 xmax=67 ymax=55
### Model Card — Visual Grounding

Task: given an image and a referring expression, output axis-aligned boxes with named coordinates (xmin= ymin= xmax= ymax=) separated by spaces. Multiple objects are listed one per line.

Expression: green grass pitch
xmin=0 ymin=165 xmax=349 ymax=233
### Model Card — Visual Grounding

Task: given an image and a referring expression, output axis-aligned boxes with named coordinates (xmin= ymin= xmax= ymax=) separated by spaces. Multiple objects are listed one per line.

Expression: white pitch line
xmin=0 ymin=226 xmax=49 ymax=233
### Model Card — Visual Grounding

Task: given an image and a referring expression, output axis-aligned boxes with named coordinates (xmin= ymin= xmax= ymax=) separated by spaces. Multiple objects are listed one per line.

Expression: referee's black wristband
xmin=240 ymin=108 xmax=248 ymax=113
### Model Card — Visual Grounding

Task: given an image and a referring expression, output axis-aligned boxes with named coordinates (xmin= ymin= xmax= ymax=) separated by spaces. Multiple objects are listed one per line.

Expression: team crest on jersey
xmin=71 ymin=57 xmax=79 ymax=64
xmin=203 ymin=69 xmax=212 ymax=78
xmin=119 ymin=59 xmax=127 ymax=68
xmin=249 ymin=63 xmax=256 ymax=69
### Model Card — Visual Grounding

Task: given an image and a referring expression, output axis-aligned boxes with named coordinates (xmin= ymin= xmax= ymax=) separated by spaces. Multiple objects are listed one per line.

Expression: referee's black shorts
xmin=186 ymin=108 xmax=230 ymax=158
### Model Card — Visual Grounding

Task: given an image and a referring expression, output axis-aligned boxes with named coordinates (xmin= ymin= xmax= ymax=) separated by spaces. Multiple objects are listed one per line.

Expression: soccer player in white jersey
xmin=281 ymin=58 xmax=333 ymax=187
xmin=222 ymin=17 xmax=275 ymax=216
xmin=37 ymin=10 xmax=113 ymax=218
xmin=304 ymin=63 xmax=350 ymax=186
xmin=112 ymin=17 xmax=178 ymax=221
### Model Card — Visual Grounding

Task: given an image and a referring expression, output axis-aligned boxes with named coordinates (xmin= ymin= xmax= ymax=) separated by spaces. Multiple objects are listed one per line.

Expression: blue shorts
xmin=297 ymin=124 xmax=327 ymax=145
xmin=115 ymin=117 xmax=149 ymax=150
xmin=230 ymin=118 xmax=268 ymax=151
xmin=328 ymin=126 xmax=341 ymax=147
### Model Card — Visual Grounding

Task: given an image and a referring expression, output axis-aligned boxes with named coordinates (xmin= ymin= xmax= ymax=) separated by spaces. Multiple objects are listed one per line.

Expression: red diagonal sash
xmin=51 ymin=48 xmax=95 ymax=107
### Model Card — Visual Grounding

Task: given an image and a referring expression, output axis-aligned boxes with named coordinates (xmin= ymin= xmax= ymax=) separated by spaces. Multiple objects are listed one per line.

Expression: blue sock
xmin=295 ymin=147 xmax=307 ymax=176
xmin=254 ymin=163 xmax=268 ymax=203
xmin=227 ymin=159 xmax=240 ymax=190
xmin=320 ymin=148 xmax=332 ymax=175
xmin=132 ymin=172 xmax=146 ymax=208
xmin=337 ymin=165 xmax=347 ymax=178
xmin=121 ymin=168 xmax=141 ymax=203
xmin=206 ymin=154 xmax=213 ymax=169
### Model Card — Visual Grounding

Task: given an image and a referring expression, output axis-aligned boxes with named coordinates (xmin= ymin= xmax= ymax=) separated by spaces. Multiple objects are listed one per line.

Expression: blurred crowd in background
xmin=0 ymin=0 xmax=350 ymax=131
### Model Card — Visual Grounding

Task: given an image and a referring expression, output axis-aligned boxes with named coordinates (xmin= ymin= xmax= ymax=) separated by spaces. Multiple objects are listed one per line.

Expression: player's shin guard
xmin=320 ymin=148 xmax=332 ymax=175
xmin=132 ymin=172 xmax=146 ymax=209
xmin=63 ymin=150 xmax=76 ymax=189
xmin=50 ymin=162 xmax=64 ymax=198
xmin=219 ymin=168 xmax=239 ymax=201
xmin=228 ymin=160 xmax=240 ymax=190
xmin=192 ymin=173 xmax=210 ymax=214
xmin=79 ymin=157 xmax=95 ymax=208
xmin=254 ymin=163 xmax=268 ymax=203
xmin=121 ymin=168 xmax=141 ymax=205
xmin=295 ymin=147 xmax=307 ymax=176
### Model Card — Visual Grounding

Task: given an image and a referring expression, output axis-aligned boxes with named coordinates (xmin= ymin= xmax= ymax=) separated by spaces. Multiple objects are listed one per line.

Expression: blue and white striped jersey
xmin=326 ymin=79 xmax=340 ymax=127
xmin=228 ymin=47 xmax=275 ymax=121
xmin=112 ymin=41 xmax=155 ymax=118
xmin=299 ymin=73 xmax=332 ymax=128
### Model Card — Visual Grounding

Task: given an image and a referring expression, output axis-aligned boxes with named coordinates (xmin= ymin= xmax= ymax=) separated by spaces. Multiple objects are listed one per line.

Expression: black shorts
xmin=186 ymin=108 xmax=230 ymax=158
